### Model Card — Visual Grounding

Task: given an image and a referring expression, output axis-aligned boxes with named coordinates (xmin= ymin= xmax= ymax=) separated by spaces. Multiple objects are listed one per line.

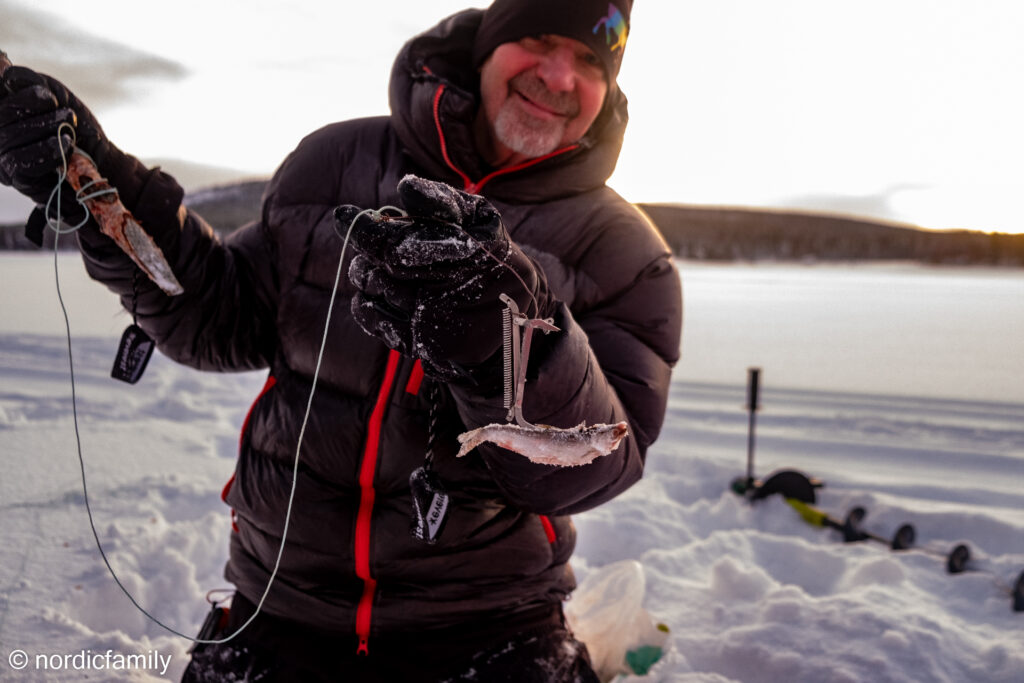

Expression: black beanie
xmin=472 ymin=0 xmax=632 ymax=80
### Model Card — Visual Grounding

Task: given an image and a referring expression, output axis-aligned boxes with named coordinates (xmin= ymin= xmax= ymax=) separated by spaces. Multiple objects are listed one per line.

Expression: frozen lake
xmin=675 ymin=260 xmax=1024 ymax=403
xmin=5 ymin=254 xmax=1021 ymax=401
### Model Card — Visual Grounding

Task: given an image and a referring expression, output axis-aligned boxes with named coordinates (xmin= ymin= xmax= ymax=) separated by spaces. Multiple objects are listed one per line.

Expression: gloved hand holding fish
xmin=0 ymin=53 xmax=182 ymax=295
xmin=342 ymin=174 xmax=628 ymax=467
xmin=341 ymin=174 xmax=554 ymax=382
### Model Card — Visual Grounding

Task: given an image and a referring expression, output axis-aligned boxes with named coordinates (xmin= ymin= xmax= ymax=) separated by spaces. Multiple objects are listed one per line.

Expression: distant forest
xmin=3 ymin=180 xmax=1022 ymax=266
xmin=638 ymin=204 xmax=1024 ymax=266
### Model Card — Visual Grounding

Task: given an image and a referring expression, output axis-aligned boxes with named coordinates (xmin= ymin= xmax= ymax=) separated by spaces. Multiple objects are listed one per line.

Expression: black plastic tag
xmin=111 ymin=324 xmax=155 ymax=384
xmin=410 ymin=466 xmax=450 ymax=544
xmin=25 ymin=206 xmax=47 ymax=247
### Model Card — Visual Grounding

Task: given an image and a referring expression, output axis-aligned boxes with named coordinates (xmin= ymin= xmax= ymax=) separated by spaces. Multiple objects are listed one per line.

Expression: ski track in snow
xmin=1 ymin=254 xmax=1023 ymax=681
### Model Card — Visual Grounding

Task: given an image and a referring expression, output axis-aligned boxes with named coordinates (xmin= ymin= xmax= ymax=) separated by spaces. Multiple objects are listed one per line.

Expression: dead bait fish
xmin=65 ymin=152 xmax=184 ymax=296
xmin=0 ymin=50 xmax=182 ymax=296
xmin=456 ymin=421 xmax=629 ymax=467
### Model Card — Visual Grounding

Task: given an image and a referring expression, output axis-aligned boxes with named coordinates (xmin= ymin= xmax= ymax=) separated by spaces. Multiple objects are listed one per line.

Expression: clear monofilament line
xmin=231 ymin=204 xmax=405 ymax=644
xmin=466 ymin=235 xmax=543 ymax=318
xmin=52 ymin=143 xmax=407 ymax=643
xmin=44 ymin=123 xmax=108 ymax=235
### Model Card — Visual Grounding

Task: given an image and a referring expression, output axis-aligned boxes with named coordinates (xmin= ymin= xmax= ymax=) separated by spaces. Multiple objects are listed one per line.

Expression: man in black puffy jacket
xmin=0 ymin=0 xmax=681 ymax=680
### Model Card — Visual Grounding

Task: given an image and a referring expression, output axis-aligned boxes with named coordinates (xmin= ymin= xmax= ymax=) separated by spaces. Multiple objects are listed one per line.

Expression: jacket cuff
xmin=102 ymin=146 xmax=184 ymax=227
xmin=75 ymin=148 xmax=184 ymax=255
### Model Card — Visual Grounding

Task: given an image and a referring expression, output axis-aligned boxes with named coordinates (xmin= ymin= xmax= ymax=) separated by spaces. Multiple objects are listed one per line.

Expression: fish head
xmin=598 ymin=421 xmax=629 ymax=452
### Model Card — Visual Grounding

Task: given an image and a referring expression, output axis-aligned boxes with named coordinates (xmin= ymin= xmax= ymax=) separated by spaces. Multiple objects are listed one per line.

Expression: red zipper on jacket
xmin=430 ymin=84 xmax=579 ymax=194
xmin=355 ymin=349 xmax=402 ymax=655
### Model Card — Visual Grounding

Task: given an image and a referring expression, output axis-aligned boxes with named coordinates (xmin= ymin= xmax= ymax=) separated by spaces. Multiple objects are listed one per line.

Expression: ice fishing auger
xmin=729 ymin=367 xmax=1023 ymax=612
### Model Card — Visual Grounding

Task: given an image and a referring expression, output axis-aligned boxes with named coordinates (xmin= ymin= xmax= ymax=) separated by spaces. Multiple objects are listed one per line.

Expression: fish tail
xmin=456 ymin=428 xmax=484 ymax=458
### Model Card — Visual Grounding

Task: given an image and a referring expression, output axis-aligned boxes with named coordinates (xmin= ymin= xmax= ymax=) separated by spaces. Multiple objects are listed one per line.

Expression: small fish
xmin=1 ymin=52 xmax=182 ymax=296
xmin=456 ymin=421 xmax=629 ymax=467
xmin=65 ymin=151 xmax=184 ymax=297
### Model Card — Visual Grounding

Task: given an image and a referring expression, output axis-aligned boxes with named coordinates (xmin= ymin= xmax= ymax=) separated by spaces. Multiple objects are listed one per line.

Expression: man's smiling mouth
xmin=513 ymin=90 xmax=569 ymax=119
xmin=506 ymin=72 xmax=581 ymax=120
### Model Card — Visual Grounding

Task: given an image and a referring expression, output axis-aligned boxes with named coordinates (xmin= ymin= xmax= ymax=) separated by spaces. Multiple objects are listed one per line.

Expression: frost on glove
xmin=339 ymin=175 xmax=554 ymax=385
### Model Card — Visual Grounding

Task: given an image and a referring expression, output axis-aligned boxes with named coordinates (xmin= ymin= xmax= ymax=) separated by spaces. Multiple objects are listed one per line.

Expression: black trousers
xmin=181 ymin=592 xmax=600 ymax=682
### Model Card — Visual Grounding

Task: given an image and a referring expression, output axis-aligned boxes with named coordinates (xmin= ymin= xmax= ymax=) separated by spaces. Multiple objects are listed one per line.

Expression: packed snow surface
xmin=1 ymin=254 xmax=1022 ymax=681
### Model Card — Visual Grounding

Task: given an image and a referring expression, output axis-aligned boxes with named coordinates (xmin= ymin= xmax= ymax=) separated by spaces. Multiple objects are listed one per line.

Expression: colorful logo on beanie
xmin=593 ymin=3 xmax=628 ymax=53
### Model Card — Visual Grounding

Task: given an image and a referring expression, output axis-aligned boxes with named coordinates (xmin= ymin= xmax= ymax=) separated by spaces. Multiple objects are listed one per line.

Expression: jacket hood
xmin=388 ymin=9 xmax=629 ymax=203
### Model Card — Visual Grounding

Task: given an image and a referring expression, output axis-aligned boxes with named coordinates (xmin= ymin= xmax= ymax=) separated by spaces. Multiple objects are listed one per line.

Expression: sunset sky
xmin=2 ymin=0 xmax=1022 ymax=233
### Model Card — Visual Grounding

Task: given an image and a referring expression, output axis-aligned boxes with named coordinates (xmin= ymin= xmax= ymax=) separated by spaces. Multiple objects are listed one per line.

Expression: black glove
xmin=339 ymin=175 xmax=554 ymax=383
xmin=0 ymin=66 xmax=165 ymax=225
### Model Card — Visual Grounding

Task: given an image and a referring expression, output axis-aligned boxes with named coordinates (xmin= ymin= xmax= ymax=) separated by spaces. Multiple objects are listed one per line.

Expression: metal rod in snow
xmin=746 ymin=367 xmax=762 ymax=485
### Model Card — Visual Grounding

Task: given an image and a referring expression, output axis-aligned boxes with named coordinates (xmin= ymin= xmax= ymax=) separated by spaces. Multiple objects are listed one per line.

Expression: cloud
xmin=0 ymin=0 xmax=187 ymax=109
xmin=776 ymin=184 xmax=934 ymax=225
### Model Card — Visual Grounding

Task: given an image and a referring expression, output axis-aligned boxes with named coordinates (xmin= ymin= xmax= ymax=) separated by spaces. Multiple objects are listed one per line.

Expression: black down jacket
xmin=77 ymin=9 xmax=682 ymax=650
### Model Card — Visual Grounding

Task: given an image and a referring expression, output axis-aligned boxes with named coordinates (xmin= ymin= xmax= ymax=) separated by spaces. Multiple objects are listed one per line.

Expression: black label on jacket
xmin=410 ymin=466 xmax=450 ymax=544
xmin=25 ymin=206 xmax=47 ymax=247
xmin=111 ymin=324 xmax=155 ymax=384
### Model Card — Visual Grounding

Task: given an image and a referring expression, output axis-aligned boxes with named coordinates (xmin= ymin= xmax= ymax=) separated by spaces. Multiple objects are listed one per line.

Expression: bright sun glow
xmin=3 ymin=0 xmax=1023 ymax=233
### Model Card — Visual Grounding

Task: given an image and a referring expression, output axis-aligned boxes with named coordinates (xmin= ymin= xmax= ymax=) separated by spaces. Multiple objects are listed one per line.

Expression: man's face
xmin=477 ymin=35 xmax=609 ymax=167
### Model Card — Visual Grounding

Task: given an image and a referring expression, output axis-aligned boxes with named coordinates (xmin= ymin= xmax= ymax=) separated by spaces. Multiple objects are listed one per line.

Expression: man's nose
xmin=535 ymin=47 xmax=576 ymax=92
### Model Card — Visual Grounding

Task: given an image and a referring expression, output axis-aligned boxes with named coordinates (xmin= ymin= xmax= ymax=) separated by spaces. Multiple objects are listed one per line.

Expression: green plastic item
xmin=625 ymin=644 xmax=664 ymax=675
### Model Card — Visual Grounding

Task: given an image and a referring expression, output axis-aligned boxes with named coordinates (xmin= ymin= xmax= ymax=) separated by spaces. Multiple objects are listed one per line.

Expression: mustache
xmin=509 ymin=72 xmax=581 ymax=117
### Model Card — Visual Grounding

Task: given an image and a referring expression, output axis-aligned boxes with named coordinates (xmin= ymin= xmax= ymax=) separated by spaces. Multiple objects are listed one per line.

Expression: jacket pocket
xmin=223 ymin=374 xmax=277 ymax=531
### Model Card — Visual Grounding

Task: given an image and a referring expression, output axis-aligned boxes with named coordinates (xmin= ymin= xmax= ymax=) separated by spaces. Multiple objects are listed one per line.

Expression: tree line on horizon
xmin=638 ymin=203 xmax=1024 ymax=266
xmin=2 ymin=180 xmax=1022 ymax=266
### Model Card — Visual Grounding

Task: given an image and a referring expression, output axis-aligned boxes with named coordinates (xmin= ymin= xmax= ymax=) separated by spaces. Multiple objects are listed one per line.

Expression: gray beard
xmin=491 ymin=101 xmax=566 ymax=159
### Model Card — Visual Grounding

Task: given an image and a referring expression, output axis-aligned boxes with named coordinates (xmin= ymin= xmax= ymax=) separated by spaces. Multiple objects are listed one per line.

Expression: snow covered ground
xmin=1 ymin=252 xmax=1022 ymax=681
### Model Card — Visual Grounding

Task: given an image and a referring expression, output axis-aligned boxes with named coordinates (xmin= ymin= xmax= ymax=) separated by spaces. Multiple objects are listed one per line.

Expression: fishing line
xmin=46 ymin=123 xmax=406 ymax=643
xmin=203 ymin=203 xmax=401 ymax=643
xmin=466 ymin=236 xmax=543 ymax=318
xmin=50 ymin=119 xmax=523 ymax=643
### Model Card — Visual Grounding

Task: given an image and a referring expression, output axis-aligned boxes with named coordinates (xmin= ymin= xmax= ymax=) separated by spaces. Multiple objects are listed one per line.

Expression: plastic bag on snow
xmin=564 ymin=560 xmax=669 ymax=682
